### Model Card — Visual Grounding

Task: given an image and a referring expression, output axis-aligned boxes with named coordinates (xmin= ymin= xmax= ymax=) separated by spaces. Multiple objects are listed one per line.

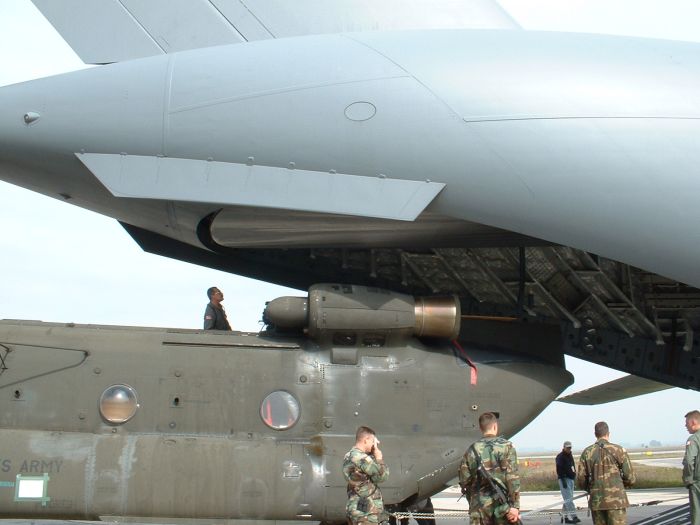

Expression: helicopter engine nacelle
xmin=263 ymin=284 xmax=460 ymax=345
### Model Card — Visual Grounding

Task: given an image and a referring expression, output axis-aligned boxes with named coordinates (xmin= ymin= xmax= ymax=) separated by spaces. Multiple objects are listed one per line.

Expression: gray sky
xmin=0 ymin=0 xmax=698 ymax=451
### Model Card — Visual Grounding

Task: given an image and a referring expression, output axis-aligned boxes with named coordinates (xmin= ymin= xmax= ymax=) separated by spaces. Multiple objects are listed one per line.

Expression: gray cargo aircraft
xmin=0 ymin=0 xmax=698 ymax=523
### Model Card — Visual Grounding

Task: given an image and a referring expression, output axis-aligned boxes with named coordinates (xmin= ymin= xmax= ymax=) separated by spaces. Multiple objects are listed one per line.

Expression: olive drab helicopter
xmin=0 ymin=284 xmax=571 ymax=522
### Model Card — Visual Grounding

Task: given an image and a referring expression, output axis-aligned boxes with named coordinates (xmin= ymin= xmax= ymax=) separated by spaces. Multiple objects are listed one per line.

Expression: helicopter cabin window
xmin=99 ymin=384 xmax=139 ymax=424
xmin=260 ymin=391 xmax=300 ymax=430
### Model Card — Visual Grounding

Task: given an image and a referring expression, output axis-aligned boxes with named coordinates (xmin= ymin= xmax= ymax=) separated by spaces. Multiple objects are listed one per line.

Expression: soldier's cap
xmin=563 ymin=441 xmax=572 ymax=448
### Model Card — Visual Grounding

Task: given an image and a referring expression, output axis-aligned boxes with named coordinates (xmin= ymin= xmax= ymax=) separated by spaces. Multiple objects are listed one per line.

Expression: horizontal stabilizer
xmin=77 ymin=153 xmax=445 ymax=221
xmin=31 ymin=0 xmax=248 ymax=64
xmin=32 ymin=0 xmax=518 ymax=64
xmin=556 ymin=374 xmax=673 ymax=405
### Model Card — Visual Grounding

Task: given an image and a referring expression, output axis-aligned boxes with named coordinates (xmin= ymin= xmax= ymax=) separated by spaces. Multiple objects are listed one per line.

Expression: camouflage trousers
xmin=348 ymin=514 xmax=387 ymax=525
xmin=469 ymin=503 xmax=511 ymax=525
xmin=591 ymin=509 xmax=627 ymax=525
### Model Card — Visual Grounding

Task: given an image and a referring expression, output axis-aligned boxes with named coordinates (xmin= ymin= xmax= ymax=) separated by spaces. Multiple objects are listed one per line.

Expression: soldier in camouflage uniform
xmin=576 ymin=421 xmax=635 ymax=525
xmin=343 ymin=426 xmax=390 ymax=525
xmin=459 ymin=412 xmax=521 ymax=525
xmin=683 ymin=410 xmax=700 ymax=525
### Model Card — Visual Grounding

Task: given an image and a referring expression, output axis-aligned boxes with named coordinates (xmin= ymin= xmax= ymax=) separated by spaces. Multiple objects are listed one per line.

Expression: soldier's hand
xmin=505 ymin=508 xmax=520 ymax=523
xmin=372 ymin=441 xmax=383 ymax=461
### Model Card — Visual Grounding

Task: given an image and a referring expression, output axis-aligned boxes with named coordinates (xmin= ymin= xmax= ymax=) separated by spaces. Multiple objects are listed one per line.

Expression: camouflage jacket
xmin=342 ymin=447 xmax=390 ymax=522
xmin=576 ymin=439 xmax=635 ymax=510
xmin=683 ymin=430 xmax=700 ymax=487
xmin=458 ymin=436 xmax=520 ymax=517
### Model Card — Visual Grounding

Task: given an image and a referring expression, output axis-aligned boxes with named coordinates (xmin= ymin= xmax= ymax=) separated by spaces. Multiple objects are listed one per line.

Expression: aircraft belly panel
xmin=77 ymin=153 xmax=445 ymax=222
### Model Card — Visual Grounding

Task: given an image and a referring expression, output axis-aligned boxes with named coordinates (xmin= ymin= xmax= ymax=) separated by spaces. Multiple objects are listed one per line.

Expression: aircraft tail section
xmin=31 ymin=0 xmax=519 ymax=64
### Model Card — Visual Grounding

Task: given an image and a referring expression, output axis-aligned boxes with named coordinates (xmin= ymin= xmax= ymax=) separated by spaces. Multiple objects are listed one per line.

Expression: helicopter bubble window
xmin=260 ymin=391 xmax=300 ymax=430
xmin=99 ymin=384 xmax=139 ymax=424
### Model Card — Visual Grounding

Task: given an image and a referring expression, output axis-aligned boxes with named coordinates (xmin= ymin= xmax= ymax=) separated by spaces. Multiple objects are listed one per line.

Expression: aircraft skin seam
xmin=167 ymin=74 xmax=411 ymax=114
xmin=342 ymin=34 xmax=465 ymax=123
xmin=491 ymin=0 xmax=523 ymax=29
xmin=161 ymin=54 xmax=176 ymax=156
xmin=237 ymin=0 xmax=276 ymax=38
xmin=114 ymin=0 xmax=167 ymax=55
xmin=85 ymin=440 xmax=97 ymax=515
xmin=397 ymin=184 xmax=447 ymax=220
xmin=464 ymin=115 xmax=700 ymax=123
xmin=206 ymin=0 xmax=250 ymax=42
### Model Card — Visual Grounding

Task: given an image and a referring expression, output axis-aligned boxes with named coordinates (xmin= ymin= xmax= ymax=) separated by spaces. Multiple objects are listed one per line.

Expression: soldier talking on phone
xmin=343 ymin=426 xmax=390 ymax=525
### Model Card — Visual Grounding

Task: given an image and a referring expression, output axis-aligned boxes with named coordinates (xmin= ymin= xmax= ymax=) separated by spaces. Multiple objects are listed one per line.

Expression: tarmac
xmin=424 ymin=487 xmax=689 ymax=525
xmin=634 ymin=458 xmax=684 ymax=469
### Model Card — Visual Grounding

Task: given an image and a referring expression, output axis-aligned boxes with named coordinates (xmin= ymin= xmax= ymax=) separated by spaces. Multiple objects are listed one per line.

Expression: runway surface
xmin=634 ymin=457 xmax=684 ymax=469
xmin=423 ymin=487 xmax=689 ymax=525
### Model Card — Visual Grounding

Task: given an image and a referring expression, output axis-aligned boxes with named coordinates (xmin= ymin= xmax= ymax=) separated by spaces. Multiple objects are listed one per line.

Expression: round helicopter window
xmin=99 ymin=384 xmax=139 ymax=424
xmin=260 ymin=391 xmax=300 ymax=430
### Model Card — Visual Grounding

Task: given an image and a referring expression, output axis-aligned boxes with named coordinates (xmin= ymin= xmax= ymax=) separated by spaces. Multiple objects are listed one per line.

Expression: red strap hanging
xmin=452 ymin=339 xmax=478 ymax=385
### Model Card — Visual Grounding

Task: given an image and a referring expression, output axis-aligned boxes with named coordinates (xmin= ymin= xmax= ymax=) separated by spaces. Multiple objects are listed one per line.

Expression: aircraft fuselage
xmin=2 ymin=30 xmax=700 ymax=286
